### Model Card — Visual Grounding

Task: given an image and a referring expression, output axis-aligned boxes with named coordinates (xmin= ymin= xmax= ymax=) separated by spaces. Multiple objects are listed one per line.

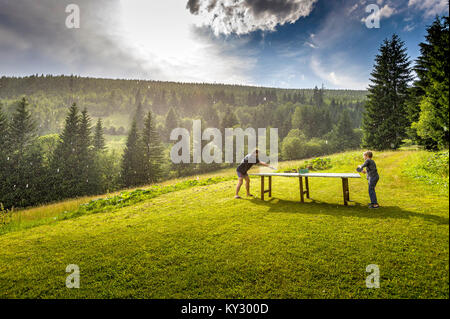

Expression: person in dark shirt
xmin=356 ymin=151 xmax=380 ymax=208
xmin=235 ymin=149 xmax=274 ymax=199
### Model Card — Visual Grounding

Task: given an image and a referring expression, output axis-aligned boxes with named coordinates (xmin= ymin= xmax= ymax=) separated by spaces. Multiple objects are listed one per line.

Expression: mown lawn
xmin=0 ymin=150 xmax=448 ymax=298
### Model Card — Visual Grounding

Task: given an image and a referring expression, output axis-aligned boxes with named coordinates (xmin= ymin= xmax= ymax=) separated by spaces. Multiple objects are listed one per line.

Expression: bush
xmin=281 ymin=129 xmax=330 ymax=160
xmin=424 ymin=151 xmax=449 ymax=177
xmin=404 ymin=151 xmax=449 ymax=194
xmin=303 ymin=157 xmax=332 ymax=170
xmin=281 ymin=157 xmax=333 ymax=172
xmin=281 ymin=130 xmax=306 ymax=160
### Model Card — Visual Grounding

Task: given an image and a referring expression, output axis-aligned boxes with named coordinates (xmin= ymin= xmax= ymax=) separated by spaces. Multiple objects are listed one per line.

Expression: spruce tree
xmin=220 ymin=107 xmax=238 ymax=131
xmin=121 ymin=121 xmax=145 ymax=187
xmin=164 ymin=107 xmax=180 ymax=141
xmin=0 ymin=106 xmax=9 ymax=207
xmin=0 ymin=106 xmax=8 ymax=151
xmin=135 ymin=100 xmax=144 ymax=131
xmin=78 ymin=108 xmax=99 ymax=195
xmin=202 ymin=105 xmax=220 ymax=128
xmin=362 ymin=34 xmax=412 ymax=150
xmin=5 ymin=98 xmax=47 ymax=208
xmin=93 ymin=118 xmax=106 ymax=152
xmin=410 ymin=16 xmax=449 ymax=149
xmin=51 ymin=104 xmax=81 ymax=199
xmin=141 ymin=111 xmax=164 ymax=183
xmin=8 ymin=98 xmax=36 ymax=157
xmin=329 ymin=110 xmax=359 ymax=151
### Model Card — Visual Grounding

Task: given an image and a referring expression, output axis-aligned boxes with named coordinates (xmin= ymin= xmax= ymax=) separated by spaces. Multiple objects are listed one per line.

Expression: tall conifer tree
xmin=51 ymin=104 xmax=81 ymax=199
xmin=93 ymin=118 xmax=106 ymax=152
xmin=141 ymin=111 xmax=164 ymax=183
xmin=121 ymin=121 xmax=145 ymax=187
xmin=410 ymin=16 xmax=449 ymax=149
xmin=362 ymin=34 xmax=412 ymax=150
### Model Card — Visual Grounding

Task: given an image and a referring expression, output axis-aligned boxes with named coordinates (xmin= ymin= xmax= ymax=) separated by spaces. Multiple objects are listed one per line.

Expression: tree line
xmin=0 ymin=99 xmax=164 ymax=209
xmin=0 ymin=75 xmax=367 ymax=137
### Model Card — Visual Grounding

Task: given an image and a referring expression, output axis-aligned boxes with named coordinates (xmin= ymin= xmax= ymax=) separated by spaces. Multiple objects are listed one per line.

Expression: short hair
xmin=364 ymin=151 xmax=373 ymax=158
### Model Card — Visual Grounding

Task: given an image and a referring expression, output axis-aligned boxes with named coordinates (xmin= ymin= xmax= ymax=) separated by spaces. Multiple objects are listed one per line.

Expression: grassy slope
xmin=0 ymin=151 xmax=448 ymax=299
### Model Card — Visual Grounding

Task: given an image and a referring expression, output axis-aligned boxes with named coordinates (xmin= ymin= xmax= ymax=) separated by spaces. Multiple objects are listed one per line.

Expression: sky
xmin=0 ymin=0 xmax=448 ymax=89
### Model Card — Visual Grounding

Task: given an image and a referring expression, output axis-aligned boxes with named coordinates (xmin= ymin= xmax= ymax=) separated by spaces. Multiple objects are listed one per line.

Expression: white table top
xmin=249 ymin=172 xmax=361 ymax=178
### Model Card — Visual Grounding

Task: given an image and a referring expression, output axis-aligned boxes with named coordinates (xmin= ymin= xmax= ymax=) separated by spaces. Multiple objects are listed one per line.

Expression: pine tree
xmin=121 ymin=121 xmax=145 ymax=187
xmin=410 ymin=16 xmax=449 ymax=149
xmin=0 ymin=106 xmax=9 ymax=207
xmin=8 ymin=98 xmax=36 ymax=157
xmin=164 ymin=107 xmax=180 ymax=141
xmin=362 ymin=34 xmax=412 ymax=150
xmin=141 ymin=111 xmax=164 ymax=183
xmin=134 ymin=100 xmax=144 ymax=131
xmin=4 ymin=98 xmax=47 ymax=208
xmin=93 ymin=118 xmax=106 ymax=152
xmin=0 ymin=106 xmax=8 ymax=151
xmin=312 ymin=86 xmax=323 ymax=107
xmin=220 ymin=107 xmax=238 ymax=131
xmin=78 ymin=108 xmax=99 ymax=195
xmin=202 ymin=105 xmax=220 ymax=128
xmin=329 ymin=110 xmax=359 ymax=151
xmin=51 ymin=104 xmax=81 ymax=199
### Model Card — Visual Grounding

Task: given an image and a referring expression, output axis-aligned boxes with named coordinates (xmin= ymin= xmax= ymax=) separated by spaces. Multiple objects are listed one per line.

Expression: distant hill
xmin=0 ymin=75 xmax=367 ymax=136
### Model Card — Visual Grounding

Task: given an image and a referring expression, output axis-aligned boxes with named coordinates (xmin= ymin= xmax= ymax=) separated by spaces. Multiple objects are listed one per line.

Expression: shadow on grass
xmin=248 ymin=197 xmax=449 ymax=225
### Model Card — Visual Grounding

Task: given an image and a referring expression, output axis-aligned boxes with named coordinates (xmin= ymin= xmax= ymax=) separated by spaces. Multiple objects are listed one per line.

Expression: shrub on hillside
xmin=404 ymin=151 xmax=449 ymax=194
xmin=281 ymin=129 xmax=330 ymax=160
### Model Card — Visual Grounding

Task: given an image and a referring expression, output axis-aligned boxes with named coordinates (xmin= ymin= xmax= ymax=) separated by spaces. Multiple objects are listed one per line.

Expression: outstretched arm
xmin=259 ymin=161 xmax=276 ymax=170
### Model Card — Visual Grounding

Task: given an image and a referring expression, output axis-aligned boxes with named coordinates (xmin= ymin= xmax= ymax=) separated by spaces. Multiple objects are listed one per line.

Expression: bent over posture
xmin=235 ymin=149 xmax=273 ymax=199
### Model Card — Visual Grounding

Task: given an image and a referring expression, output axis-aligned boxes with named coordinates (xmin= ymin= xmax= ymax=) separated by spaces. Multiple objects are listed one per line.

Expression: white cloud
xmin=348 ymin=3 xmax=359 ymax=14
xmin=361 ymin=4 xmax=396 ymax=24
xmin=187 ymin=0 xmax=318 ymax=35
xmin=305 ymin=41 xmax=318 ymax=49
xmin=408 ymin=0 xmax=449 ymax=17
xmin=403 ymin=24 xmax=416 ymax=32
xmin=310 ymin=56 xmax=368 ymax=90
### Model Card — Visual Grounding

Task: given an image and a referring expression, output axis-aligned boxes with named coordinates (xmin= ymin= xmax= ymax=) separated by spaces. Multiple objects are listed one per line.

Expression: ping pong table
xmin=249 ymin=172 xmax=361 ymax=206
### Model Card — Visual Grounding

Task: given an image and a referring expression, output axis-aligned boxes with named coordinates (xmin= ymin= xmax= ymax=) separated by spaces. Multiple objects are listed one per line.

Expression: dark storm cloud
xmin=246 ymin=0 xmax=302 ymax=16
xmin=186 ymin=0 xmax=317 ymax=35
xmin=0 ymin=0 xmax=159 ymax=78
xmin=187 ymin=0 xmax=201 ymax=14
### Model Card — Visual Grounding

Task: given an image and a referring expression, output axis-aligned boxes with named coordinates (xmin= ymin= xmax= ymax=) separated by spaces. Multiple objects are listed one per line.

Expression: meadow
xmin=0 ymin=150 xmax=448 ymax=298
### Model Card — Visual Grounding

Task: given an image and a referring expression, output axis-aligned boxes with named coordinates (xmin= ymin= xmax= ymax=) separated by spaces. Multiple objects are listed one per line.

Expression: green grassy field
xmin=0 ymin=150 xmax=448 ymax=298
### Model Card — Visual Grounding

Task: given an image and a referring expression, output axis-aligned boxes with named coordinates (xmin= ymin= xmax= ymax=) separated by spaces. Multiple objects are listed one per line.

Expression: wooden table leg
xmin=342 ymin=178 xmax=349 ymax=206
xmin=299 ymin=176 xmax=304 ymax=203
xmin=305 ymin=176 xmax=310 ymax=199
xmin=268 ymin=176 xmax=272 ymax=197
xmin=261 ymin=176 xmax=265 ymax=201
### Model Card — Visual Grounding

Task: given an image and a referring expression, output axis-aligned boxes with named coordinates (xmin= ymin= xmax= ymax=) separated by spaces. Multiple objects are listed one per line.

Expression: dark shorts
xmin=236 ymin=169 xmax=248 ymax=178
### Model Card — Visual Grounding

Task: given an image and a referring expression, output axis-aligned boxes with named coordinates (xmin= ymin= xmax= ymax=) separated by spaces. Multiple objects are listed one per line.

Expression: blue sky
xmin=0 ymin=0 xmax=448 ymax=89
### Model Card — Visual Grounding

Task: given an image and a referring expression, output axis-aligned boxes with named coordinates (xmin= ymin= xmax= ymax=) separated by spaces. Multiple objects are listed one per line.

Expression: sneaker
xmin=369 ymin=204 xmax=380 ymax=209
